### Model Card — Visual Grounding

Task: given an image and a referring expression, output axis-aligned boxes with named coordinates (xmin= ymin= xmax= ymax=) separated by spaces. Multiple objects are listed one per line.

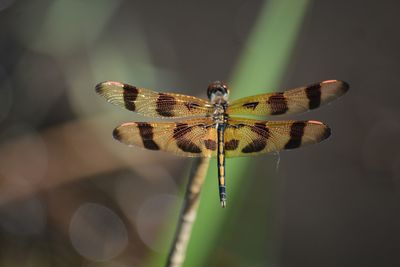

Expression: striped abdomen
xmin=217 ymin=124 xmax=227 ymax=208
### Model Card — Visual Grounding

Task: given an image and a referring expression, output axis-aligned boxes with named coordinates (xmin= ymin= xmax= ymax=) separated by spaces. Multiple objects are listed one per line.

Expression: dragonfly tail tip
xmin=220 ymin=199 xmax=226 ymax=208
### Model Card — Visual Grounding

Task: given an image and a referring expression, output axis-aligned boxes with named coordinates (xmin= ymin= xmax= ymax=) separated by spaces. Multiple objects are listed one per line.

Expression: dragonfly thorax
xmin=207 ymin=81 xmax=229 ymax=105
xmin=212 ymin=104 xmax=226 ymax=124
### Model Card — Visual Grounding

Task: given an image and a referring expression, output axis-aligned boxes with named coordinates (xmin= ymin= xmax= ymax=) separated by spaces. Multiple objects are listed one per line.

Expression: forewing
xmin=224 ymin=118 xmax=331 ymax=157
xmin=227 ymin=80 xmax=349 ymax=116
xmin=96 ymin=81 xmax=213 ymax=118
xmin=112 ymin=118 xmax=217 ymax=157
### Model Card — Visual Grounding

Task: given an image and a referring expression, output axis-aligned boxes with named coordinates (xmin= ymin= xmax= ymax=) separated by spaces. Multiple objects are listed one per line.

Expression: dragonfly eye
xmin=207 ymin=81 xmax=229 ymax=102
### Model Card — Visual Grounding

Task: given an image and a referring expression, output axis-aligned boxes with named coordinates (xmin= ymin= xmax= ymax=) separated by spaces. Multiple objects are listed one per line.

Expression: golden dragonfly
xmin=96 ymin=80 xmax=349 ymax=207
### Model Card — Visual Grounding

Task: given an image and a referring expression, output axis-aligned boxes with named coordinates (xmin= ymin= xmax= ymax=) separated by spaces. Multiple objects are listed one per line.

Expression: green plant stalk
xmin=184 ymin=1 xmax=311 ymax=267
xmin=166 ymin=158 xmax=210 ymax=267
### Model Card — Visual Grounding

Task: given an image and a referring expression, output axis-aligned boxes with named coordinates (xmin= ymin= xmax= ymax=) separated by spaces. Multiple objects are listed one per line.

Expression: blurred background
xmin=0 ymin=0 xmax=399 ymax=266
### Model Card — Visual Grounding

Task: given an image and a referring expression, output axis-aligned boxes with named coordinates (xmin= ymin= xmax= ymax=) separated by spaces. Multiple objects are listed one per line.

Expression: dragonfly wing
xmin=224 ymin=117 xmax=331 ymax=157
xmin=113 ymin=118 xmax=217 ymax=157
xmin=227 ymin=80 xmax=349 ymax=116
xmin=96 ymin=81 xmax=213 ymax=118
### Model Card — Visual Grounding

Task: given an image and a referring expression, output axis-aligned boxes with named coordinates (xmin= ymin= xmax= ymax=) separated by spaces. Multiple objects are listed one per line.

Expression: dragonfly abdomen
xmin=217 ymin=123 xmax=227 ymax=208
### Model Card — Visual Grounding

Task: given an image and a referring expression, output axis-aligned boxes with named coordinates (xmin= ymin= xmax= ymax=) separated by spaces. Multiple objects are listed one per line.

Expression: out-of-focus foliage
xmin=1 ymin=0 xmax=400 ymax=267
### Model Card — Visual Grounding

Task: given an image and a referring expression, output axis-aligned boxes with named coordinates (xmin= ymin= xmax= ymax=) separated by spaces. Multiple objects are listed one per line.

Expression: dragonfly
xmin=96 ymin=80 xmax=349 ymax=207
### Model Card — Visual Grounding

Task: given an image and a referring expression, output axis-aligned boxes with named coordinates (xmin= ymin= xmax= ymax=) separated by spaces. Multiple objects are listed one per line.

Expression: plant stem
xmin=166 ymin=157 xmax=210 ymax=267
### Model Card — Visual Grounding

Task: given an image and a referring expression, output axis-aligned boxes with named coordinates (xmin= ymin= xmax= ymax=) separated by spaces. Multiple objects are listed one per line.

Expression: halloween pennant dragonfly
xmin=96 ymin=80 xmax=349 ymax=207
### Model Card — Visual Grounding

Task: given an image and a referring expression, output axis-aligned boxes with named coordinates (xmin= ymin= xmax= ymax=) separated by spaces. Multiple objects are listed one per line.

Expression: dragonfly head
xmin=207 ymin=81 xmax=229 ymax=104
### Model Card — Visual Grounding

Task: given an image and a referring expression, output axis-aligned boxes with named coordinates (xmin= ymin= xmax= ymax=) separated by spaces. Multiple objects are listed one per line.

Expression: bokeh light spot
xmin=69 ymin=203 xmax=128 ymax=261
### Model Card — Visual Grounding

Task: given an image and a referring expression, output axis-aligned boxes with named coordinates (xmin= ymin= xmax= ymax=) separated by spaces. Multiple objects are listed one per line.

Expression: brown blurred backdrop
xmin=0 ymin=0 xmax=399 ymax=267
